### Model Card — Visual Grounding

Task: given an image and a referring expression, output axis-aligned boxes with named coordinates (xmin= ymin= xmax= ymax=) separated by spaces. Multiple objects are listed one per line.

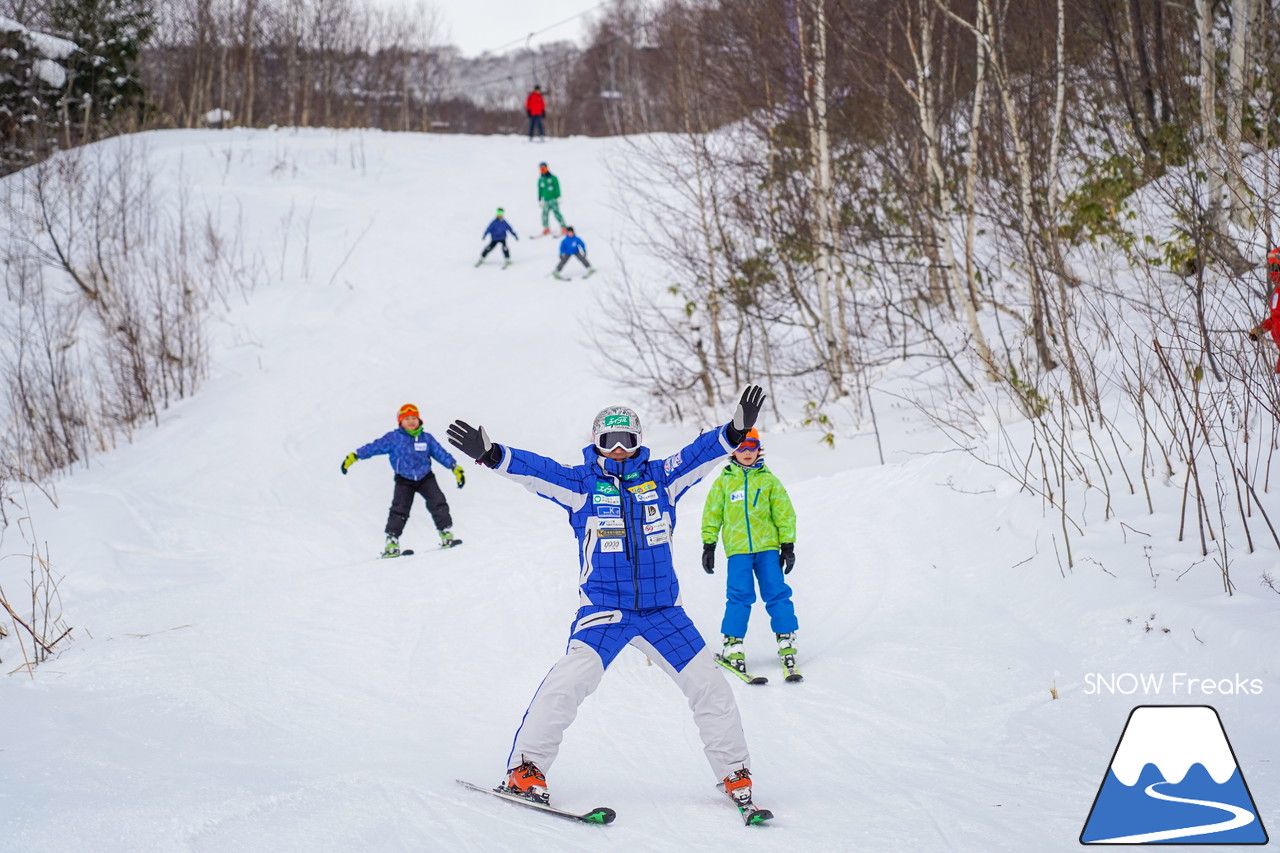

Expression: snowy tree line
xmin=2 ymin=0 xmax=600 ymax=174
xmin=592 ymin=0 xmax=1280 ymax=592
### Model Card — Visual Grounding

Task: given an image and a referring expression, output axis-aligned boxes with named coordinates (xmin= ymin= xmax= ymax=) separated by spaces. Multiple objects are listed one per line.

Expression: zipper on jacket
xmin=619 ymin=461 xmax=642 ymax=607
xmin=603 ymin=459 xmax=640 ymax=609
xmin=741 ymin=467 xmax=754 ymax=552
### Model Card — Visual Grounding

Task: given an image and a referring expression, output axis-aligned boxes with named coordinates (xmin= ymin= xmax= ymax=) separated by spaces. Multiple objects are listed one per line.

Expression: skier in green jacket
xmin=700 ymin=428 xmax=802 ymax=680
xmin=537 ymin=162 xmax=567 ymax=236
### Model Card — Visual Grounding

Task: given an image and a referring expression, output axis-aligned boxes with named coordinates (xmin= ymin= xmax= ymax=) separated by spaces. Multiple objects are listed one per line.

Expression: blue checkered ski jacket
xmin=493 ymin=426 xmax=736 ymax=610
xmin=355 ymin=428 xmax=456 ymax=480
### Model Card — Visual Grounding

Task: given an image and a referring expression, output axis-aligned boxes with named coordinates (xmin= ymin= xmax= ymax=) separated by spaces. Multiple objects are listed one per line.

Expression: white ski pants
xmin=506 ymin=638 xmax=750 ymax=781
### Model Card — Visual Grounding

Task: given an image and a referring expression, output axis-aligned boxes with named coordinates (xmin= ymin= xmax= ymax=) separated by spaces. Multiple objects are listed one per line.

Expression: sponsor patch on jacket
xmin=636 ymin=490 xmax=658 ymax=502
xmin=624 ymin=472 xmax=640 ymax=480
xmin=600 ymin=538 xmax=624 ymax=552
xmin=596 ymin=506 xmax=620 ymax=517
xmin=663 ymin=452 xmax=683 ymax=474
xmin=592 ymin=494 xmax=620 ymax=505
xmin=643 ymin=521 xmax=669 ymax=536
xmin=595 ymin=482 xmax=619 ymax=495
xmin=414 ymin=442 xmax=428 ymax=451
xmin=598 ymin=518 xmax=624 ymax=529
xmin=646 ymin=532 xmax=670 ymax=546
xmin=643 ymin=504 xmax=661 ymax=521
xmin=729 ymin=489 xmax=746 ymax=503
xmin=598 ymin=528 xmax=625 ymax=538
xmin=627 ymin=481 xmax=656 ymax=495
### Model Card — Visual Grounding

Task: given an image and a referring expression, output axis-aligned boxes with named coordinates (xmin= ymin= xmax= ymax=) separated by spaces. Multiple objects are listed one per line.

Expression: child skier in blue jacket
xmin=341 ymin=403 xmax=466 ymax=557
xmin=552 ymin=226 xmax=594 ymax=279
xmin=446 ymin=386 xmax=774 ymax=824
xmin=477 ymin=208 xmax=519 ymax=267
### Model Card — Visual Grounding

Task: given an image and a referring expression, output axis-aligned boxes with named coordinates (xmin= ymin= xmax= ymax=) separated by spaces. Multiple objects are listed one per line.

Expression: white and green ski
xmin=457 ymin=779 xmax=615 ymax=825
xmin=714 ymin=653 xmax=768 ymax=684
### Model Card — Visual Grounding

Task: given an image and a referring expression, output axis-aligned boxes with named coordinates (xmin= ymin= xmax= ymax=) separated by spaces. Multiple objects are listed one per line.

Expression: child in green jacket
xmin=536 ymin=162 xmax=567 ymax=235
xmin=700 ymin=428 xmax=801 ymax=680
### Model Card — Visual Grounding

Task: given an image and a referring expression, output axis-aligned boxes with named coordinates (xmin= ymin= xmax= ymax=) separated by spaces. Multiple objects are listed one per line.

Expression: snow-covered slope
xmin=1 ymin=129 xmax=1277 ymax=852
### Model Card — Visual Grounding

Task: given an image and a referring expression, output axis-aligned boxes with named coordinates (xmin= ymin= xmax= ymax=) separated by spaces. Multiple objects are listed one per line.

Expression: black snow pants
xmin=385 ymin=472 xmax=452 ymax=537
xmin=481 ymin=239 xmax=511 ymax=259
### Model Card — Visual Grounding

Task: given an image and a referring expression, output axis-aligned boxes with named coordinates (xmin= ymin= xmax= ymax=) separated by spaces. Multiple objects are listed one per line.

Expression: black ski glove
xmin=726 ymin=384 xmax=766 ymax=446
xmin=447 ymin=420 xmax=503 ymax=468
xmin=702 ymin=542 xmax=716 ymax=574
xmin=779 ymin=542 xmax=795 ymax=575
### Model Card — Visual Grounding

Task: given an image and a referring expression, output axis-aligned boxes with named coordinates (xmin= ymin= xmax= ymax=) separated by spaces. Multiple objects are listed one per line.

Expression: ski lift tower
xmin=601 ymin=50 xmax=625 ymax=134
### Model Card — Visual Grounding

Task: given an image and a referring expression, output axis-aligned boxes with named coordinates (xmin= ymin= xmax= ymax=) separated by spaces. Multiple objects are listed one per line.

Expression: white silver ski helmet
xmin=592 ymin=405 xmax=642 ymax=452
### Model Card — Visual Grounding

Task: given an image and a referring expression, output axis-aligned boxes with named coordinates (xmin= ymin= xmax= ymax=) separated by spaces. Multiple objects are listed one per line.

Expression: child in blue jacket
xmin=341 ymin=403 xmax=466 ymax=557
xmin=477 ymin=208 xmax=519 ymax=267
xmin=552 ymin=226 xmax=594 ymax=279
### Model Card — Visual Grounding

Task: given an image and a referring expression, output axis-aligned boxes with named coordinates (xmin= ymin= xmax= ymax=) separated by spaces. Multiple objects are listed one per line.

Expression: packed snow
xmin=1 ymin=128 xmax=1277 ymax=852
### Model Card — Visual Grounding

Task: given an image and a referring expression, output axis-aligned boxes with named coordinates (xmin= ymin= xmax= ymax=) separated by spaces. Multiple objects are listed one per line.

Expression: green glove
xmin=341 ymin=452 xmax=357 ymax=475
xmin=453 ymin=465 xmax=466 ymax=488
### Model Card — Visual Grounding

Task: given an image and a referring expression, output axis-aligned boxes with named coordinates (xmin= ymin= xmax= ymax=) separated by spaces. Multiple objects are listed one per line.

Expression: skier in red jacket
xmin=1248 ymin=247 xmax=1280 ymax=373
xmin=526 ymin=85 xmax=546 ymax=140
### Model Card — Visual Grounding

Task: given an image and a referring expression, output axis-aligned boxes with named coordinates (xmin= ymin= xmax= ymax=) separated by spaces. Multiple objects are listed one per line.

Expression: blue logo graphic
xmin=1081 ymin=705 xmax=1268 ymax=845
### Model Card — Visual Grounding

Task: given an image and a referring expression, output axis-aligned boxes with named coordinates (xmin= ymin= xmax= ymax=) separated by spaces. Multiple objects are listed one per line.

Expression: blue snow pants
xmin=720 ymin=550 xmax=798 ymax=638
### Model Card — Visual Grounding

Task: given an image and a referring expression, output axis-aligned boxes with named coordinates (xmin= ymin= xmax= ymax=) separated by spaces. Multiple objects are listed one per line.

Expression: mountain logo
xmin=1080 ymin=705 xmax=1268 ymax=845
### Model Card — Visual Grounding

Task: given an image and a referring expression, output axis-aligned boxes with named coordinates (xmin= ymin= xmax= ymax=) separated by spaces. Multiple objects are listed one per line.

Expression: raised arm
xmin=447 ymin=420 xmax=588 ymax=512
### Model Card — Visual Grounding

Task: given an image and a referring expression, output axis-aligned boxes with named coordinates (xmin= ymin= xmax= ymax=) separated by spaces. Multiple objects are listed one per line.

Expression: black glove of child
xmin=702 ymin=542 xmax=716 ymax=574
xmin=447 ymin=420 xmax=502 ymax=468
xmin=779 ymin=542 xmax=795 ymax=575
xmin=727 ymin=384 xmax=766 ymax=445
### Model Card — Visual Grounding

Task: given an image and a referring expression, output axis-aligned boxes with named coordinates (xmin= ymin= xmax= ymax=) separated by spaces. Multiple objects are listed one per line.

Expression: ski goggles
xmin=595 ymin=430 xmax=640 ymax=452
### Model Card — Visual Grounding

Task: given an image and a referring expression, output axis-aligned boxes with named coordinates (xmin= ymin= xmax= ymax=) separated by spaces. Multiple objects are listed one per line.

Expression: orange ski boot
xmin=501 ymin=760 xmax=550 ymax=805
xmin=723 ymin=767 xmax=773 ymax=825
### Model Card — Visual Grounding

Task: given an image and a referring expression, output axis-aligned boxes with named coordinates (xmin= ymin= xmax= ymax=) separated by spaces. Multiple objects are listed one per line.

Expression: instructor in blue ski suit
xmin=446 ymin=386 xmax=770 ymax=815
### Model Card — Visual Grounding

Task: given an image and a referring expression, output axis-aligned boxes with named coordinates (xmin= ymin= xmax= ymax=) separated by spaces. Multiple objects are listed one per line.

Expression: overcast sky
xmin=427 ymin=0 xmax=606 ymax=58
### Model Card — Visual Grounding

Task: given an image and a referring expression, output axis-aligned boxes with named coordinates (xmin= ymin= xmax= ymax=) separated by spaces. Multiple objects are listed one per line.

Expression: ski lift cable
xmin=433 ymin=5 xmax=655 ymax=97
xmin=484 ymin=2 xmax=612 ymax=56
xmin=431 ymin=3 xmax=611 ymax=96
